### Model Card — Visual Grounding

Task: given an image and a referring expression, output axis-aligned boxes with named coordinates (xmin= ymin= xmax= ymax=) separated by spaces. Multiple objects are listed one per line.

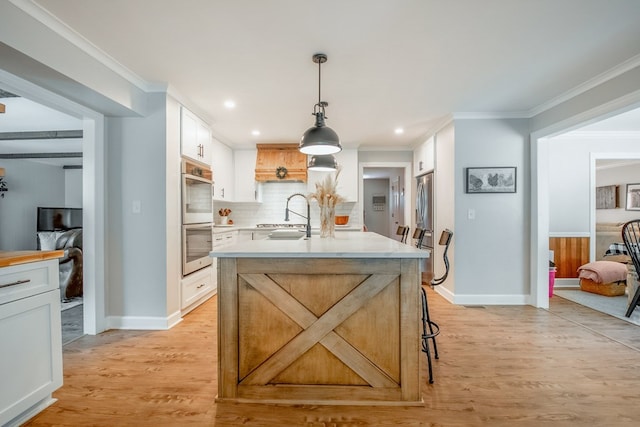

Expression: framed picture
xmin=596 ymin=185 xmax=619 ymax=209
xmin=466 ymin=167 xmax=516 ymax=193
xmin=626 ymin=183 xmax=640 ymax=211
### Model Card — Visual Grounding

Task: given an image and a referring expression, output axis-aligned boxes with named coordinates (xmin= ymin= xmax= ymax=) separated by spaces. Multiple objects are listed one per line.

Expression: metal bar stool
xmin=421 ymin=229 xmax=453 ymax=383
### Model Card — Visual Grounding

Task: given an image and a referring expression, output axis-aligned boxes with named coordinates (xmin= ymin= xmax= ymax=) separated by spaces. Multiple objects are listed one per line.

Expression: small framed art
xmin=466 ymin=167 xmax=516 ymax=194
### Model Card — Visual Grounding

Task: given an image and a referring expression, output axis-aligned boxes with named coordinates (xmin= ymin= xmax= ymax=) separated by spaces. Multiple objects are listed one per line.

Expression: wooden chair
xmin=396 ymin=225 xmax=409 ymax=244
xmin=622 ymin=220 xmax=640 ymax=317
xmin=421 ymin=229 xmax=453 ymax=383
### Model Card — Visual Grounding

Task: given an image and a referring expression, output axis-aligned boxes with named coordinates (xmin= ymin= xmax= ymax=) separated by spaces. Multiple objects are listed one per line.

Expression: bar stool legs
xmin=421 ymin=286 xmax=440 ymax=384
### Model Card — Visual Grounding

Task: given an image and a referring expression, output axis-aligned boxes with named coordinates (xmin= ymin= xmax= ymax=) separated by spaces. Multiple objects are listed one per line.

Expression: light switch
xmin=467 ymin=208 xmax=475 ymax=220
xmin=132 ymin=200 xmax=141 ymax=214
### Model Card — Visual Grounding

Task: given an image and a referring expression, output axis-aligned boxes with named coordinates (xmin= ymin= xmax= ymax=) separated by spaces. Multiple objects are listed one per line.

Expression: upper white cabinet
xmin=307 ymin=149 xmax=358 ymax=202
xmin=414 ymin=135 xmax=434 ymax=177
xmin=234 ymin=149 xmax=262 ymax=202
xmin=181 ymin=106 xmax=212 ymax=166
xmin=211 ymin=138 xmax=234 ymax=201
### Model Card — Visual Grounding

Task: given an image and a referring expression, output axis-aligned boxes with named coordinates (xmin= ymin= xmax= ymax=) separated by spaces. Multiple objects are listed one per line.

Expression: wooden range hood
xmin=255 ymin=143 xmax=307 ymax=182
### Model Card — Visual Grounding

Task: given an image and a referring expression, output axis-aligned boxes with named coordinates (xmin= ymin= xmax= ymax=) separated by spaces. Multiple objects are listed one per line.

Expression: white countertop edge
xmin=210 ymin=231 xmax=430 ymax=259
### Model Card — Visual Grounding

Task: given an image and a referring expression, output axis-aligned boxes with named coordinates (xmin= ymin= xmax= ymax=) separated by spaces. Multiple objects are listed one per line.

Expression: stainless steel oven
xmin=182 ymin=158 xmax=213 ymax=224
xmin=182 ymin=223 xmax=213 ymax=276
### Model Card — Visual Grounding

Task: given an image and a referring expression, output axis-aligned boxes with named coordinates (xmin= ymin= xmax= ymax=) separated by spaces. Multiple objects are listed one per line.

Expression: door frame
xmin=359 ymin=162 xmax=412 ymax=234
xmin=0 ymin=69 xmax=107 ymax=334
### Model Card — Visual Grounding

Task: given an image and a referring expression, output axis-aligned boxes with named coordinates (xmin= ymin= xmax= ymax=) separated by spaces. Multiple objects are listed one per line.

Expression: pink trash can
xmin=549 ymin=267 xmax=557 ymax=297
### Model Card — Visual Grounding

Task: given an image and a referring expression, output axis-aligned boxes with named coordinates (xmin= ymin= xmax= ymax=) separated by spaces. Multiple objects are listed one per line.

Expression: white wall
xmin=548 ymin=135 xmax=640 ymax=233
xmin=596 ymin=160 xmax=640 ymax=223
xmin=363 ymin=178 xmax=390 ymax=236
xmin=453 ymin=118 xmax=530 ymax=301
xmin=106 ymin=92 xmax=170 ymax=323
xmin=434 ymin=122 xmax=456 ymax=295
xmin=0 ymin=159 xmax=65 ymax=250
xmin=64 ymin=168 xmax=83 ymax=207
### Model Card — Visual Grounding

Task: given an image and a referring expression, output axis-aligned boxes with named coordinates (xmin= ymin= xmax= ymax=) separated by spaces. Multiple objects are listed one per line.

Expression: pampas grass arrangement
xmin=309 ymin=166 xmax=345 ymax=238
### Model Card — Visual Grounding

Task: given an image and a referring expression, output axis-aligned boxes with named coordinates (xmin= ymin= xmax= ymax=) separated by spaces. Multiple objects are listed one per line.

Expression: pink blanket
xmin=578 ymin=261 xmax=627 ymax=284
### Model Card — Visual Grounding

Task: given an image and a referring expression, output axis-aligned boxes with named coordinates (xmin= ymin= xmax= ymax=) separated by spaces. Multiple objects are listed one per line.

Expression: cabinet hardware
xmin=197 ymin=283 xmax=205 ymax=289
xmin=221 ymin=188 xmax=225 ymax=198
xmin=419 ymin=160 xmax=423 ymax=171
xmin=0 ymin=278 xmax=31 ymax=289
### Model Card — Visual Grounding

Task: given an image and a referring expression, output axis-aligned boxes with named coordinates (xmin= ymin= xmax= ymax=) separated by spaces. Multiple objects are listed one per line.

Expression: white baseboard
xmin=107 ymin=312 xmax=183 ymax=330
xmin=433 ymin=285 xmax=530 ymax=306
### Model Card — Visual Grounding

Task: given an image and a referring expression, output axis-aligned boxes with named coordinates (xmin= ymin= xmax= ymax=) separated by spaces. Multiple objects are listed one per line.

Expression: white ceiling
xmin=1 ymin=0 xmax=640 ymax=162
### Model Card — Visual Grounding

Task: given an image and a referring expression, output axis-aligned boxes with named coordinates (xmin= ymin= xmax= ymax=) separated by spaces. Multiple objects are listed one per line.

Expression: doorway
xmin=360 ymin=163 xmax=411 ymax=239
xmin=0 ymin=70 xmax=106 ymax=336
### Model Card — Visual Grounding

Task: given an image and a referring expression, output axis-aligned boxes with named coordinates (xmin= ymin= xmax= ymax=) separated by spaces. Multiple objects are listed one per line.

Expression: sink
xmin=267 ymin=229 xmax=306 ymax=240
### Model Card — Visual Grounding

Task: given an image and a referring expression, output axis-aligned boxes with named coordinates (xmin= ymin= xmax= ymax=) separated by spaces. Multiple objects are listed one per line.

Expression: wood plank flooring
xmin=25 ymin=289 xmax=640 ymax=426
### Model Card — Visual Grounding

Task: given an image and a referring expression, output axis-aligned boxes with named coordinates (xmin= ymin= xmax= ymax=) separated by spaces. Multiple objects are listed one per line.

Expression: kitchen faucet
xmin=285 ymin=193 xmax=311 ymax=238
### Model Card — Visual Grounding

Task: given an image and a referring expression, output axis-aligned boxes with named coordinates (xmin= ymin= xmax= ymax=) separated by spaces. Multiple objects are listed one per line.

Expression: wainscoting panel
xmin=549 ymin=237 xmax=590 ymax=278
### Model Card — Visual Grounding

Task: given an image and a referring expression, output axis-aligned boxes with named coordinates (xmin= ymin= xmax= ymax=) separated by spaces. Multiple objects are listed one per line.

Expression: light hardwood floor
xmin=25 ymin=289 xmax=640 ymax=426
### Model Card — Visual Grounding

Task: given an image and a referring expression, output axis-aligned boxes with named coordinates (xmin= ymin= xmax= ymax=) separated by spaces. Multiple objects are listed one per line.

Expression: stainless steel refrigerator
xmin=416 ymin=172 xmax=434 ymax=280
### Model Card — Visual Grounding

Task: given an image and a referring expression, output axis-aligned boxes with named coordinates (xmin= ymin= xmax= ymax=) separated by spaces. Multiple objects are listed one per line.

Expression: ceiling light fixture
xmin=299 ymin=53 xmax=342 ymax=156
xmin=308 ymin=154 xmax=338 ymax=171
xmin=251 ymin=130 xmax=261 ymax=136
xmin=394 ymin=127 xmax=404 ymax=134
xmin=224 ymin=100 xmax=236 ymax=109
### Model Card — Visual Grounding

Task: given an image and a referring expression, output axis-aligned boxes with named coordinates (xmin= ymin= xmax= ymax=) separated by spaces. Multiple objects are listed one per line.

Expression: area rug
xmin=554 ymin=289 xmax=640 ymax=326
xmin=61 ymin=304 xmax=84 ymax=345
xmin=61 ymin=296 xmax=83 ymax=312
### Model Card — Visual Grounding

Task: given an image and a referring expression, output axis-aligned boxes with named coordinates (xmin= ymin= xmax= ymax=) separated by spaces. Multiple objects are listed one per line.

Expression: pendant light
xmin=308 ymin=154 xmax=338 ymax=171
xmin=299 ymin=53 xmax=342 ymax=155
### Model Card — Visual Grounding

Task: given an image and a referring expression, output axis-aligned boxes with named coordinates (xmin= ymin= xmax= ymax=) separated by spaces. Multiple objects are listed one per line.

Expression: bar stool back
xmin=421 ymin=229 xmax=453 ymax=383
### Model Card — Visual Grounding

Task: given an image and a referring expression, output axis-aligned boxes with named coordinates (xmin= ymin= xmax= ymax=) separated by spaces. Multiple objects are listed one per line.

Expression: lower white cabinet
xmin=181 ymin=266 xmax=214 ymax=311
xmin=0 ymin=259 xmax=62 ymax=427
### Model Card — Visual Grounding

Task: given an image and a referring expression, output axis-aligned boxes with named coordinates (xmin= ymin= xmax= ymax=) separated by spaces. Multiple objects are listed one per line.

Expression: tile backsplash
xmin=213 ymin=182 xmax=360 ymax=228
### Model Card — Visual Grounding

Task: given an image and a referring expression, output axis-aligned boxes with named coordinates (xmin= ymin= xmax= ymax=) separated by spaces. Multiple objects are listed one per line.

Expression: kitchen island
xmin=212 ymin=231 xmax=429 ymax=405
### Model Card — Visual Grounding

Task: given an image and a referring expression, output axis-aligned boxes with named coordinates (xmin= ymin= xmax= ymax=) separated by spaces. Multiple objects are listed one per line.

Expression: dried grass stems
xmin=309 ymin=166 xmax=345 ymax=237
xmin=308 ymin=166 xmax=345 ymax=208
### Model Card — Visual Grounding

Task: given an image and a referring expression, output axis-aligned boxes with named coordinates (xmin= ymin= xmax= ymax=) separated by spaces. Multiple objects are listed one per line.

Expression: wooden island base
xmin=217 ymin=257 xmax=422 ymax=405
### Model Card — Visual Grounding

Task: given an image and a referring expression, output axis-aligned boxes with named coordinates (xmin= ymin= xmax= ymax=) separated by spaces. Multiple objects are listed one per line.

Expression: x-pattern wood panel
xmin=239 ymin=273 xmax=399 ymax=388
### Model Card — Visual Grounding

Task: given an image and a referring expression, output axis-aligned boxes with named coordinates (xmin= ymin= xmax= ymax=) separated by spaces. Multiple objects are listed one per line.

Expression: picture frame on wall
xmin=626 ymin=183 xmax=640 ymax=211
xmin=466 ymin=167 xmax=516 ymax=193
xmin=596 ymin=185 xmax=619 ymax=209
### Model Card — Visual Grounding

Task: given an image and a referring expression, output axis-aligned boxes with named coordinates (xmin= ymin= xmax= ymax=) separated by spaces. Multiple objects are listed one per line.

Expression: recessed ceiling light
xmin=251 ymin=130 xmax=260 ymax=136
xmin=394 ymin=127 xmax=404 ymax=135
xmin=224 ymin=100 xmax=236 ymax=109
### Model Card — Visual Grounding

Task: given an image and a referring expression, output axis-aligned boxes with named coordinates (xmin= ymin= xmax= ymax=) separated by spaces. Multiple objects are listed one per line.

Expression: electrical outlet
xmin=132 ymin=200 xmax=141 ymax=214
xmin=468 ymin=208 xmax=475 ymax=220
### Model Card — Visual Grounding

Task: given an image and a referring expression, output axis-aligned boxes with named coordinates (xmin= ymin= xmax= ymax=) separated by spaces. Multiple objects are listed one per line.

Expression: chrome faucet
xmin=285 ymin=193 xmax=311 ymax=238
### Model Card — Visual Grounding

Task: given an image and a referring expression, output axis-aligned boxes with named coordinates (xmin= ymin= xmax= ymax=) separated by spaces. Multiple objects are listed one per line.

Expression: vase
xmin=220 ymin=216 xmax=229 ymax=225
xmin=319 ymin=204 xmax=336 ymax=238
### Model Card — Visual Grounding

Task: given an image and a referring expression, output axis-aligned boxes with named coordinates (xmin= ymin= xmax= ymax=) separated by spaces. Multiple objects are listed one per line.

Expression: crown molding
xmin=9 ymin=0 xmax=153 ymax=92
xmin=528 ymin=53 xmax=640 ymax=117
xmin=452 ymin=111 xmax=529 ymax=120
xmin=552 ymin=130 xmax=640 ymax=140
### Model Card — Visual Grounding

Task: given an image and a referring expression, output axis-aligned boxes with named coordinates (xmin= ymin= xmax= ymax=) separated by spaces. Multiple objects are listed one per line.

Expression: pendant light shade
xmin=308 ymin=154 xmax=338 ymax=171
xmin=299 ymin=53 xmax=342 ymax=156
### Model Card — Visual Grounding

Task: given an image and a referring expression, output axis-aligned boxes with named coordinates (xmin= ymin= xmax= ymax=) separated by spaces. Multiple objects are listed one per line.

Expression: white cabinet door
xmin=307 ymin=149 xmax=358 ymax=202
xmin=181 ymin=106 xmax=211 ymax=166
xmin=414 ymin=136 xmax=434 ymax=176
xmin=212 ymin=138 xmax=234 ymax=201
xmin=234 ymin=149 xmax=262 ymax=202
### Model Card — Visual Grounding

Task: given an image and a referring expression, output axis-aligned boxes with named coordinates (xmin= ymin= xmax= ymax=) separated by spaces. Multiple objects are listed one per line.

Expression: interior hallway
xmin=25 ymin=289 xmax=640 ymax=426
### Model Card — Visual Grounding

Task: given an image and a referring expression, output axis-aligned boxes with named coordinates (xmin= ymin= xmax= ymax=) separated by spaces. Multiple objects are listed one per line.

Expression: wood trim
xmin=549 ymin=236 xmax=590 ymax=278
xmin=217 ymin=258 xmax=238 ymax=399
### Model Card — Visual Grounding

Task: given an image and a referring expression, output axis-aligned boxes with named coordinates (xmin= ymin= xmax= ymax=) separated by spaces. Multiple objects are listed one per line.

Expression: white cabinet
xmin=0 ymin=259 xmax=62 ymax=426
xmin=307 ymin=149 xmax=358 ymax=202
xmin=211 ymin=138 xmax=234 ymax=201
xmin=414 ymin=136 xmax=434 ymax=177
xmin=234 ymin=149 xmax=262 ymax=202
xmin=181 ymin=266 xmax=214 ymax=312
xmin=181 ymin=106 xmax=212 ymax=166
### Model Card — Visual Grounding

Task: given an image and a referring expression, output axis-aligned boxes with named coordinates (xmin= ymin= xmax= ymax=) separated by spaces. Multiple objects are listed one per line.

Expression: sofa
xmin=37 ymin=228 xmax=83 ymax=300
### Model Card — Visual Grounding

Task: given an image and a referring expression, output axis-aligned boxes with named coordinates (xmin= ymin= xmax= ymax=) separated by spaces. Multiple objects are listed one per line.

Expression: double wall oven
xmin=181 ymin=158 xmax=213 ymax=276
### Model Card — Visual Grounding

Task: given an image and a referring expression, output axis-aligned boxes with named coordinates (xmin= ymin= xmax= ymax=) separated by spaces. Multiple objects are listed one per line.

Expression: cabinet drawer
xmin=0 ymin=260 xmax=58 ymax=306
xmin=181 ymin=267 xmax=213 ymax=309
xmin=212 ymin=231 xmax=238 ymax=249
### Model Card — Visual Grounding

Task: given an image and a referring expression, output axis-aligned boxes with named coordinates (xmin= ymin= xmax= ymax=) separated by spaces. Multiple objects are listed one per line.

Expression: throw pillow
xmin=38 ymin=231 xmax=62 ymax=250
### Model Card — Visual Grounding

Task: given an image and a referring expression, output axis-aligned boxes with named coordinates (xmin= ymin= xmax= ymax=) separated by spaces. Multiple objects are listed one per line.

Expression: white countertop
xmin=210 ymin=231 xmax=430 ymax=259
